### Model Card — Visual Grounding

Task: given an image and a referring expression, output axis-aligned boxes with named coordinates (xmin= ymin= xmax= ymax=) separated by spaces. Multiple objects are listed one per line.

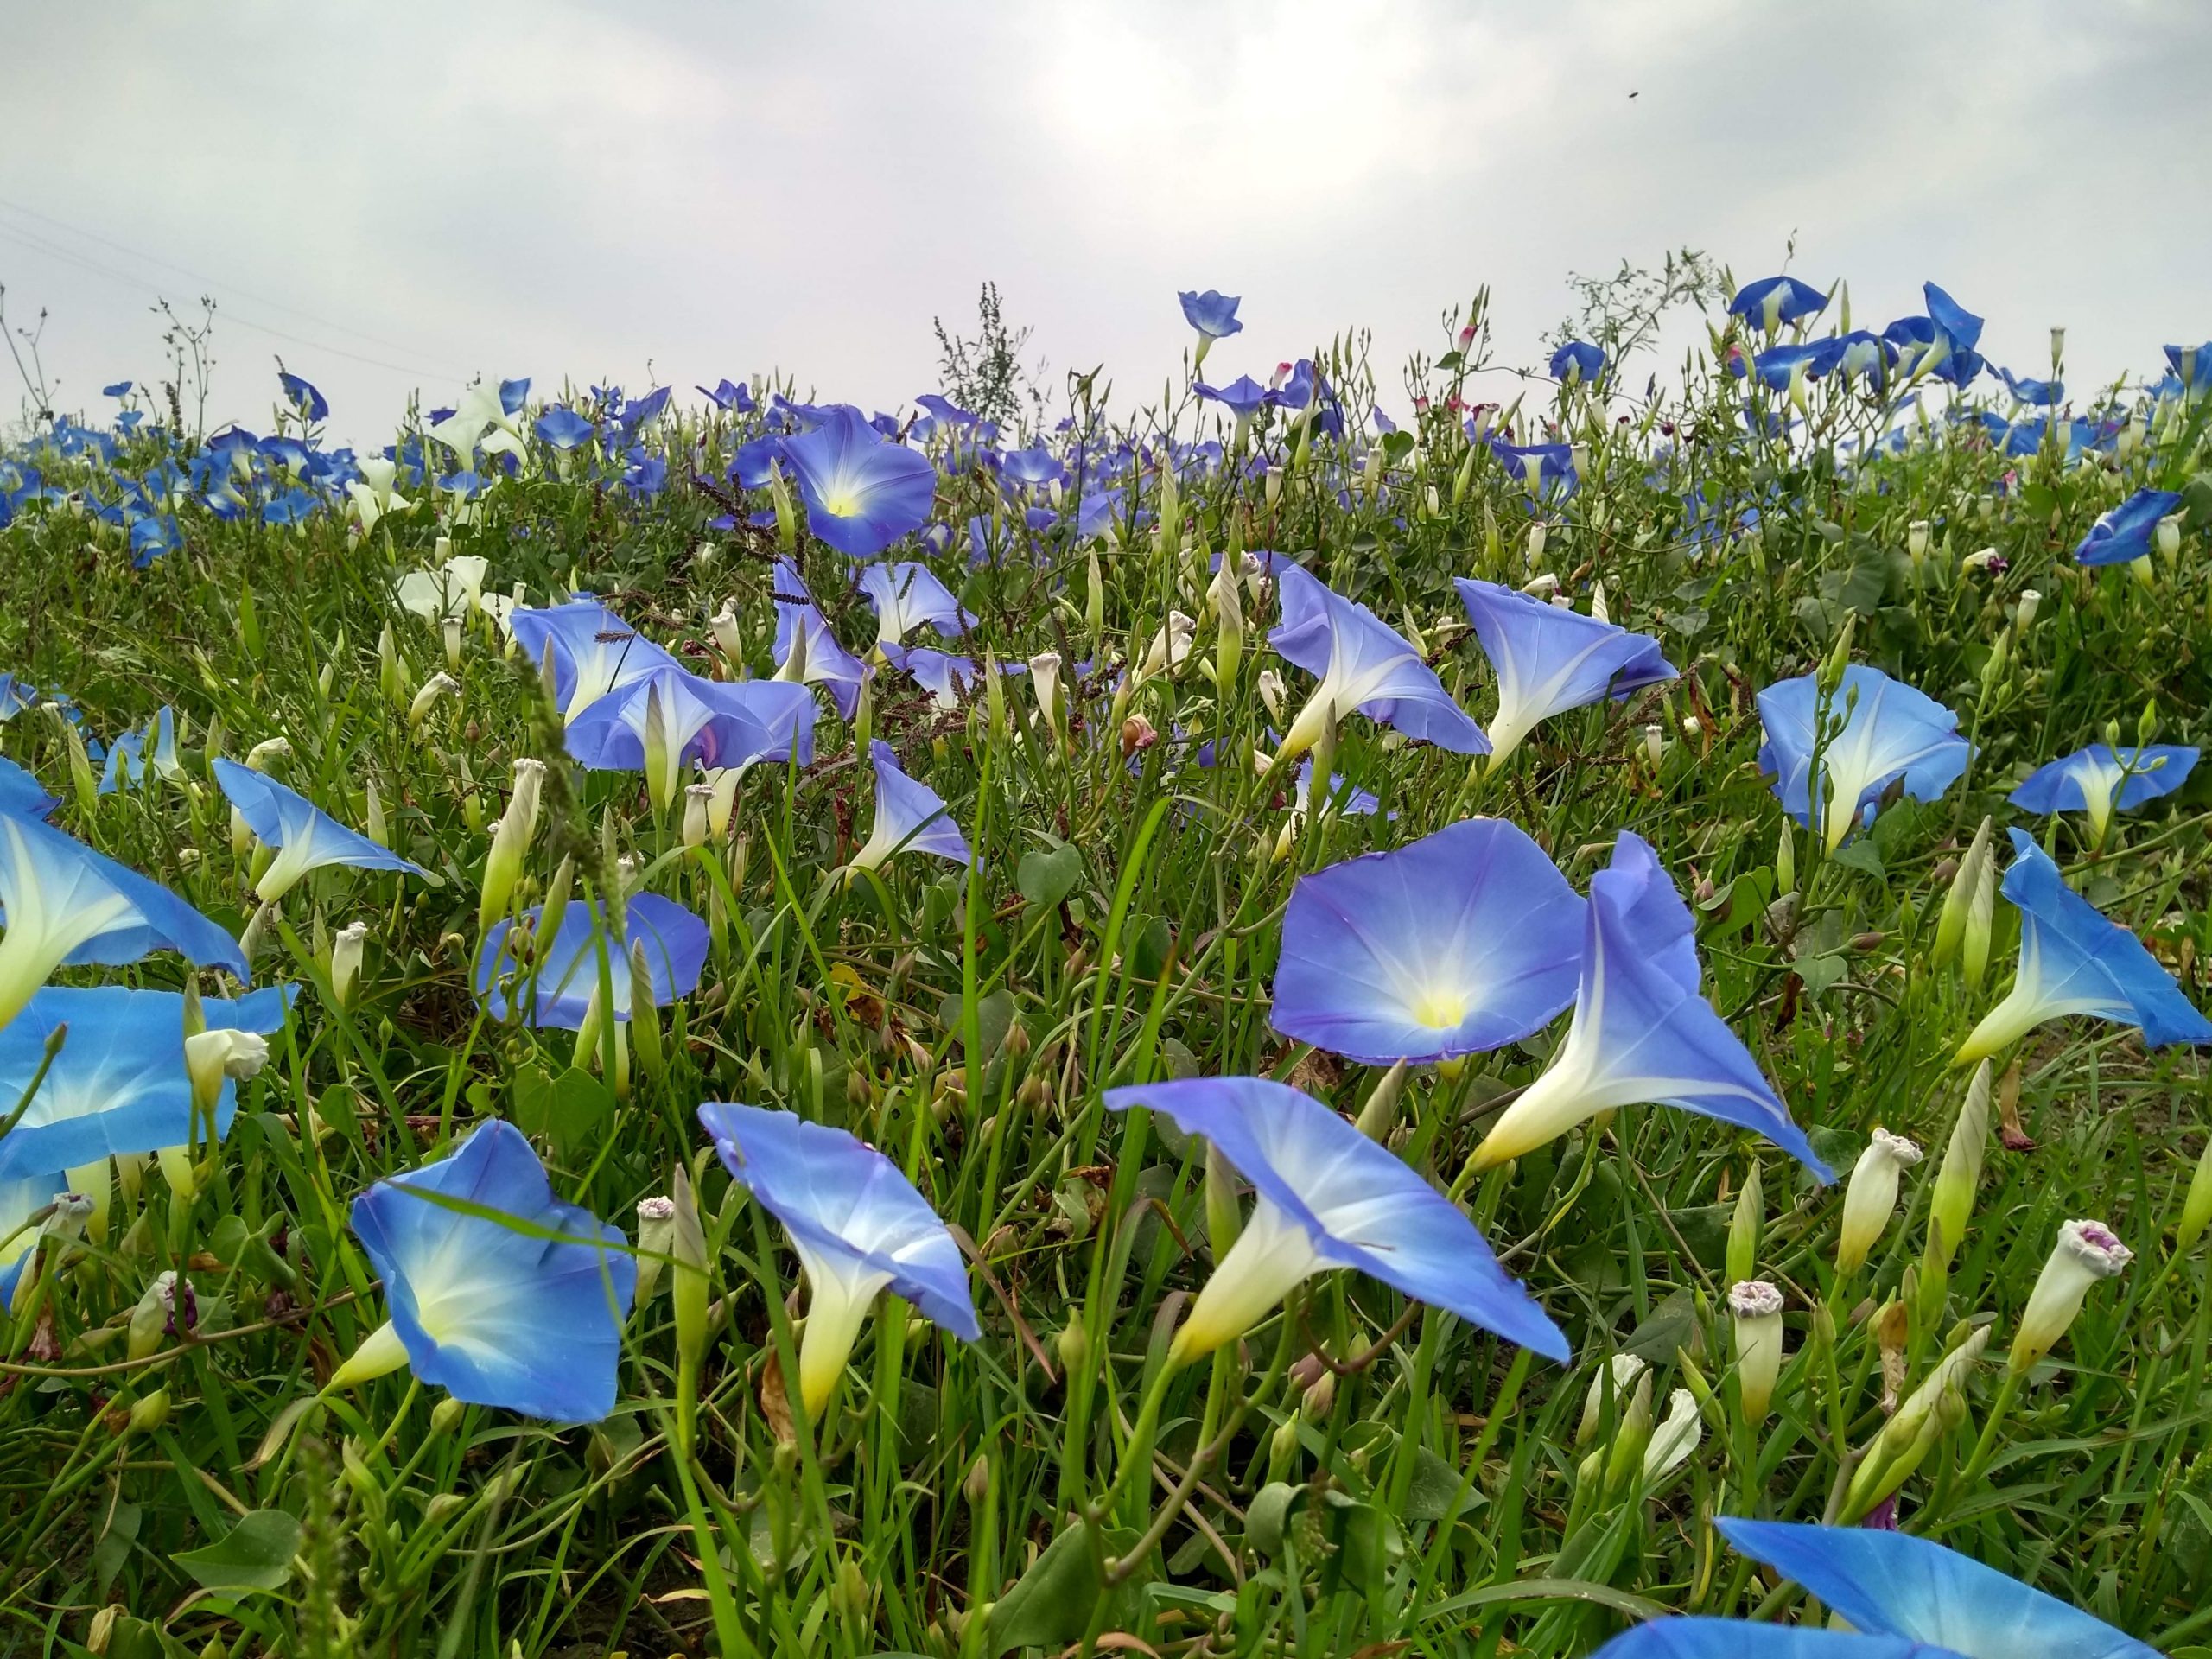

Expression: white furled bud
xmin=1729 ymin=1279 xmax=1786 ymax=1421
xmin=2011 ymin=1219 xmax=2132 ymax=1374
xmin=1837 ymin=1128 xmax=1923 ymax=1275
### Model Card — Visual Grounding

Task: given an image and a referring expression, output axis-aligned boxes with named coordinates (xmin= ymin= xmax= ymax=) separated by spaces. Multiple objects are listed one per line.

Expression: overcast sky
xmin=3 ymin=1 xmax=2208 ymax=442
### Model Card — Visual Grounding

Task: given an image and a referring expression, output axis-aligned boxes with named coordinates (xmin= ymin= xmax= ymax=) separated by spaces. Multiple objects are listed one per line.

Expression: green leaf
xmin=1624 ymin=1286 xmax=1696 ymax=1363
xmin=1016 ymin=842 xmax=1083 ymax=909
xmin=1828 ymin=839 xmax=1885 ymax=879
xmin=1404 ymin=1445 xmax=1485 ymax=1522
xmin=95 ymin=1497 xmax=141 ymax=1594
xmin=173 ymin=1507 xmax=302 ymax=1592
xmin=1792 ymin=951 xmax=1850 ymax=1001
xmin=511 ymin=1064 xmax=615 ymax=1152
xmin=1246 ymin=1480 xmax=1302 ymax=1556
xmin=988 ymin=1519 xmax=1139 ymax=1654
xmin=938 ymin=987 xmax=1014 ymax=1059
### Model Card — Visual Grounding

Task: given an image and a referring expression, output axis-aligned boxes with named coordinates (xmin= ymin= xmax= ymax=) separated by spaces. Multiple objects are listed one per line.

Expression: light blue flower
xmin=1271 ymin=818 xmax=1583 ymax=1066
xmin=564 ymin=664 xmax=815 ymax=809
xmin=1549 ymin=341 xmax=1606 ymax=385
xmin=1196 ymin=375 xmax=1274 ymax=423
xmin=1103 ymin=1077 xmax=1569 ymax=1363
xmin=339 ymin=1119 xmax=634 ymax=1421
xmin=1 ymin=1168 xmax=75 ymax=1307
xmin=0 ymin=985 xmax=293 ymax=1179
xmin=772 ymin=559 xmax=872 ymax=720
xmin=1454 ymin=579 xmax=1677 ymax=766
xmin=0 ymin=811 xmax=248 ymax=1034
xmin=2164 ymin=341 xmax=2210 ymax=398
xmin=1592 ymin=1621 xmax=1942 ymax=1658
xmin=1178 ymin=289 xmax=1243 ymax=341
xmin=2009 ymin=744 xmax=2196 ymax=843
xmin=1472 ymin=832 xmax=1831 ymax=1178
xmin=852 ymin=741 xmax=970 ymax=873
xmin=880 ymin=645 xmax=1017 ymax=710
xmin=534 ymin=408 xmax=596 ymax=452
xmin=98 ymin=707 xmax=181 ymax=795
xmin=0 ymin=756 xmax=54 ymax=819
xmin=476 ymin=892 xmax=709 ymax=1031
xmin=1268 ymin=564 xmax=1487 ymax=766
xmin=697 ymin=1102 xmax=979 ymax=1415
xmin=781 ymin=404 xmax=937 ymax=559
xmin=1955 ymin=830 xmax=2212 ymax=1064
xmin=213 ymin=760 xmax=424 ymax=903
xmin=508 ymin=599 xmax=681 ymax=723
xmin=1756 ymin=665 xmax=1971 ymax=852
xmin=1487 ymin=437 xmax=1579 ymax=503
xmin=2074 ymin=489 xmax=2182 ymax=568
xmin=858 ymin=562 xmax=974 ymax=650
xmin=1708 ymin=1517 xmax=2159 ymax=1659
xmin=1729 ymin=276 xmax=1829 ymax=334
xmin=1999 ymin=368 xmax=2063 ymax=407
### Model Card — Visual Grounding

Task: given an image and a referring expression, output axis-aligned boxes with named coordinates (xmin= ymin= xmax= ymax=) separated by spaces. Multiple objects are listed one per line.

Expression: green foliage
xmin=0 ymin=299 xmax=2209 ymax=1659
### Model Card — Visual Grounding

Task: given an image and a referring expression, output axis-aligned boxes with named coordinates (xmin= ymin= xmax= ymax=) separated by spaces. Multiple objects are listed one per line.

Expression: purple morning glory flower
xmin=213 ymin=760 xmax=425 ymax=902
xmin=476 ymin=892 xmax=709 ymax=1031
xmin=1268 ymin=564 xmax=1487 ymax=765
xmin=1756 ymin=665 xmax=1972 ymax=852
xmin=1103 ymin=1077 xmax=1568 ymax=1363
xmin=781 ymin=404 xmax=937 ymax=559
xmin=771 ymin=559 xmax=871 ymax=720
xmin=0 ymin=757 xmax=54 ymax=819
xmin=564 ymin=665 xmax=816 ymax=807
xmin=1271 ymin=817 xmax=1584 ymax=1066
xmin=1179 ymin=289 xmax=1243 ymax=341
xmin=1196 ymin=376 xmax=1273 ymax=423
xmin=1473 ymin=832 xmax=1831 ymax=1179
xmin=857 ymin=562 xmax=974 ymax=649
xmin=698 ymin=1102 xmax=979 ymax=1415
xmin=508 ymin=600 xmax=681 ymax=724
xmin=852 ymin=741 xmax=969 ymax=872
xmin=1454 ymin=579 xmax=1677 ymax=766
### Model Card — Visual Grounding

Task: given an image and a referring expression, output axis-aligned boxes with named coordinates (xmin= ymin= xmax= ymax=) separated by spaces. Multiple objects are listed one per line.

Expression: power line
xmin=0 ymin=220 xmax=469 ymax=385
xmin=0 ymin=193 xmax=478 ymax=378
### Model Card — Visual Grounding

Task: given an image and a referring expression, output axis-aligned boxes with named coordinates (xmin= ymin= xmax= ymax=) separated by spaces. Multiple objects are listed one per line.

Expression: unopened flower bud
xmin=2011 ymin=1218 xmax=2132 ymax=1373
xmin=1027 ymin=652 xmax=1063 ymax=737
xmin=2177 ymin=1137 xmax=2212 ymax=1256
xmin=1643 ymin=724 xmax=1663 ymax=769
xmin=2016 ymin=589 xmax=2041 ymax=631
xmin=431 ymin=1395 xmax=467 ymax=1435
xmin=1906 ymin=521 xmax=1930 ymax=562
xmin=408 ymin=671 xmax=460 ymax=726
xmin=1577 ymin=1352 xmax=1648 ymax=1446
xmin=682 ymin=782 xmax=714 ymax=849
xmin=1730 ymin=1280 xmax=1786 ymax=1421
xmin=331 ymin=920 xmax=367 ymax=1009
xmin=1927 ymin=1061 xmax=1992 ymax=1274
xmin=1642 ymin=1388 xmax=1702 ymax=1483
xmin=479 ymin=758 xmax=545 ymax=931
xmin=126 ymin=1388 xmax=171 ymax=1436
xmin=1837 ymin=1128 xmax=1923 ymax=1276
xmin=635 ymin=1195 xmax=677 ymax=1306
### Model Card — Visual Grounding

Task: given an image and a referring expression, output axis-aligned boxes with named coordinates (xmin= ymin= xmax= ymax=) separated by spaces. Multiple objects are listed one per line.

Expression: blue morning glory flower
xmin=1741 ymin=340 xmax=1845 ymax=395
xmin=1549 ymin=341 xmax=1606 ymax=385
xmin=730 ymin=435 xmax=785 ymax=489
xmin=1592 ymin=1618 xmax=1947 ymax=1657
xmin=1999 ymin=368 xmax=2063 ymax=407
xmin=0 ymin=757 xmax=54 ymax=819
xmin=1271 ymin=818 xmax=1584 ymax=1065
xmin=1834 ymin=330 xmax=1898 ymax=388
xmin=213 ymin=760 xmax=424 ymax=903
xmin=507 ymin=600 xmax=681 ymax=723
xmin=476 ymin=892 xmax=709 ymax=1031
xmin=2164 ymin=341 xmax=2210 ymax=397
xmin=857 ymin=562 xmax=974 ymax=649
xmin=1756 ymin=665 xmax=1972 ymax=852
xmin=2009 ymin=744 xmax=2196 ymax=842
xmin=1454 ymin=579 xmax=1677 ymax=766
xmin=338 ymin=1119 xmax=634 ymax=1421
xmin=998 ymin=446 xmax=1065 ymax=491
xmin=1955 ymin=830 xmax=2212 ymax=1064
xmin=780 ymin=404 xmax=937 ymax=559
xmin=0 ymin=811 xmax=248 ymax=1033
xmin=1708 ymin=1517 xmax=2159 ymax=1659
xmin=103 ymin=380 xmax=134 ymax=398
xmin=880 ymin=645 xmax=1017 ymax=710
xmin=2074 ymin=488 xmax=2182 ymax=567
xmin=1268 ymin=564 xmax=1488 ymax=765
xmin=698 ymin=378 xmax=755 ymax=413
xmin=277 ymin=372 xmax=328 ymax=423
xmin=1 ymin=1169 xmax=75 ymax=1306
xmin=1473 ymin=832 xmax=1831 ymax=1178
xmin=564 ymin=665 xmax=815 ymax=809
xmin=1923 ymin=282 xmax=1985 ymax=354
xmin=1103 ymin=1077 xmax=1568 ymax=1363
xmin=98 ymin=708 xmax=180 ymax=795
xmin=1487 ymin=437 xmax=1579 ymax=503
xmin=0 ymin=985 xmax=293 ymax=1179
xmin=852 ymin=741 xmax=969 ymax=873
xmin=697 ymin=1101 xmax=979 ymax=1416
xmin=1196 ymin=375 xmax=1274 ymax=423
xmin=771 ymin=560 xmax=871 ymax=720
xmin=1730 ymin=276 xmax=1829 ymax=333
xmin=1179 ymin=289 xmax=1243 ymax=342
xmin=498 ymin=377 xmax=531 ymax=416
xmin=533 ymin=408 xmax=596 ymax=452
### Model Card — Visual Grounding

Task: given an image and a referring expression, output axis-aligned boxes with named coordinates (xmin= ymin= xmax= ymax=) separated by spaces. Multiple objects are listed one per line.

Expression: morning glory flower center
xmin=1173 ymin=1196 xmax=1325 ymax=1363
xmin=1408 ymin=985 xmax=1471 ymax=1029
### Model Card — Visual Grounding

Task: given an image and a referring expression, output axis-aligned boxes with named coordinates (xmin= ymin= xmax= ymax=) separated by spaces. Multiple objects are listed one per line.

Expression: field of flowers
xmin=1 ymin=275 xmax=2209 ymax=1659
